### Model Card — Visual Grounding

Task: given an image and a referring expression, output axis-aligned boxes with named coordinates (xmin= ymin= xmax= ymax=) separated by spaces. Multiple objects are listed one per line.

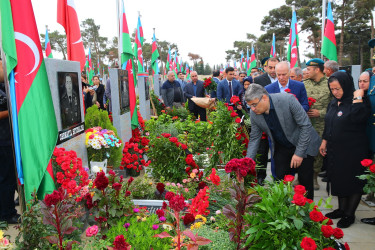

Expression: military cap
xmin=306 ymin=58 xmax=325 ymax=66
xmin=368 ymin=39 xmax=375 ymax=48
xmin=261 ymin=57 xmax=270 ymax=66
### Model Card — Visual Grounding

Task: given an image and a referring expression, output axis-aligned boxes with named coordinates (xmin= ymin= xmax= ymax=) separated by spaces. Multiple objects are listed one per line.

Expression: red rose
xmin=230 ymin=112 xmax=238 ymax=117
xmin=180 ymin=144 xmax=188 ymax=150
xmin=169 ymin=137 xmax=178 ymax=143
xmin=292 ymin=193 xmax=306 ymax=206
xmin=322 ymin=216 xmax=333 ymax=225
xmin=370 ymin=164 xmax=375 ymax=173
xmin=161 ymin=133 xmax=171 ymax=138
xmin=294 ymin=185 xmax=306 ymax=195
xmin=344 ymin=242 xmax=350 ymax=250
xmin=321 ymin=225 xmax=334 ymax=238
xmin=360 ymin=159 xmax=373 ymax=167
xmin=300 ymin=237 xmax=317 ymax=250
xmin=322 ymin=248 xmax=335 ymax=250
xmin=227 ymin=106 xmax=234 ymax=111
xmin=284 ymin=88 xmax=291 ymax=93
xmin=333 ymin=228 xmax=344 ymax=239
xmin=284 ymin=175 xmax=295 ymax=182
xmin=183 ymin=213 xmax=195 ymax=225
xmin=235 ymin=117 xmax=241 ymax=123
xmin=309 ymin=210 xmax=324 ymax=222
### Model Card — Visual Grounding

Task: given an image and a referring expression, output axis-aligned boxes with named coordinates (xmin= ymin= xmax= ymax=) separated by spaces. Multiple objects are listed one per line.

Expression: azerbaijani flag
xmin=45 ymin=27 xmax=53 ymax=58
xmin=97 ymin=58 xmax=100 ymax=75
xmin=166 ymin=46 xmax=171 ymax=71
xmin=248 ymin=46 xmax=256 ymax=75
xmin=174 ymin=51 xmax=179 ymax=73
xmin=1 ymin=0 xmax=58 ymax=202
xmin=246 ymin=47 xmax=250 ymax=72
xmin=120 ymin=0 xmax=138 ymax=129
xmin=186 ymin=63 xmax=190 ymax=81
xmin=151 ymin=31 xmax=160 ymax=75
xmin=88 ymin=47 xmax=94 ymax=85
xmin=270 ymin=33 xmax=276 ymax=58
xmin=134 ymin=15 xmax=144 ymax=73
xmin=287 ymin=6 xmax=299 ymax=68
xmin=57 ymin=0 xmax=86 ymax=71
xmin=240 ymin=51 xmax=244 ymax=70
xmin=321 ymin=0 xmax=337 ymax=61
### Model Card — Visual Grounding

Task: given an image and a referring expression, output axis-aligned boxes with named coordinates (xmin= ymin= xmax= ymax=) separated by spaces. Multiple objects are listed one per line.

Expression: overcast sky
xmin=31 ymin=0 xmax=312 ymax=66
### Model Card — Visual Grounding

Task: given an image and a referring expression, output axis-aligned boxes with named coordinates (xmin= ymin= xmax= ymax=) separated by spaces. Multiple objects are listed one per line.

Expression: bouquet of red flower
xmin=358 ymin=159 xmax=375 ymax=194
xmin=230 ymin=95 xmax=241 ymax=106
xmin=308 ymin=97 xmax=316 ymax=109
xmin=203 ymin=77 xmax=217 ymax=93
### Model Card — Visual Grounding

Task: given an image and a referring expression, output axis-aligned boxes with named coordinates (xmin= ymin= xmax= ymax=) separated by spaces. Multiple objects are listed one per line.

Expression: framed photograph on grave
xmin=118 ymin=69 xmax=130 ymax=115
xmin=57 ymin=72 xmax=82 ymax=130
xmin=145 ymin=77 xmax=150 ymax=100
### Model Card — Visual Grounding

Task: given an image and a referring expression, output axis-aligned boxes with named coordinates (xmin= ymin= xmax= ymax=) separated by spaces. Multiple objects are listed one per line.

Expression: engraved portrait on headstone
xmin=58 ymin=72 xmax=81 ymax=129
xmin=145 ymin=77 xmax=150 ymax=100
xmin=118 ymin=69 xmax=130 ymax=115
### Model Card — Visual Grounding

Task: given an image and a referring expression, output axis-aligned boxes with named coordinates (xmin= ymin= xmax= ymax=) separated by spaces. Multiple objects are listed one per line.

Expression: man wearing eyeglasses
xmin=245 ymin=84 xmax=321 ymax=200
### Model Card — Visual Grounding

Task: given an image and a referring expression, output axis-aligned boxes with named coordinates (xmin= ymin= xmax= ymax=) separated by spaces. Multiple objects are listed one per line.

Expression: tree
xmin=204 ymin=63 xmax=212 ymax=75
xmin=40 ymin=30 xmax=67 ymax=59
xmin=188 ymin=53 xmax=201 ymax=64
xmin=80 ymin=18 xmax=108 ymax=66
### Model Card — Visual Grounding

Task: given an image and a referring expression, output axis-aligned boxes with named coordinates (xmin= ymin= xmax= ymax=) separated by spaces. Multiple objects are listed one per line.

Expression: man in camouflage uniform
xmin=304 ymin=58 xmax=331 ymax=190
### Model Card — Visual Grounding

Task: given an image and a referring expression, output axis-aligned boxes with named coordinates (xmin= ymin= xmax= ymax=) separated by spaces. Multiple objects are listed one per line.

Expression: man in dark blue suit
xmin=184 ymin=71 xmax=207 ymax=121
xmin=217 ymin=67 xmax=243 ymax=103
xmin=265 ymin=61 xmax=309 ymax=112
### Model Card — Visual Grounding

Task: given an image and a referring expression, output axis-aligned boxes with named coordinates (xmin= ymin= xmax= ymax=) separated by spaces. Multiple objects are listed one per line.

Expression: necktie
xmin=69 ymin=96 xmax=72 ymax=105
xmin=229 ymin=81 xmax=233 ymax=97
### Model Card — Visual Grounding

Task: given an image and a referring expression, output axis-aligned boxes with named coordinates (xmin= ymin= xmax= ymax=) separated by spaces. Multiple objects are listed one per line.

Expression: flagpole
xmin=321 ymin=0 xmax=327 ymax=59
xmin=116 ymin=0 xmax=121 ymax=66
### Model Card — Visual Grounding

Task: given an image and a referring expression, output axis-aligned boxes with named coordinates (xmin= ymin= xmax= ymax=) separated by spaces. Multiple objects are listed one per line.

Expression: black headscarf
xmin=328 ymin=71 xmax=354 ymax=102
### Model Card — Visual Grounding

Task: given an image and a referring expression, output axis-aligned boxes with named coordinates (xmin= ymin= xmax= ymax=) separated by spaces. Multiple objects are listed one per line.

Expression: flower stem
xmin=175 ymin=211 xmax=181 ymax=250
xmin=54 ymin=205 xmax=63 ymax=250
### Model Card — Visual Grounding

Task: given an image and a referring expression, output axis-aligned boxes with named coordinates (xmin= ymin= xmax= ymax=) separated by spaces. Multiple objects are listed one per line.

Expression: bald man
xmin=161 ymin=71 xmax=185 ymax=109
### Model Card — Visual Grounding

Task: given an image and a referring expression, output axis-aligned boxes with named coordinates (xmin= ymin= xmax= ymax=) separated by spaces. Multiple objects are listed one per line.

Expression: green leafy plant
xmin=150 ymin=90 xmax=166 ymax=116
xmin=127 ymin=176 xmax=157 ymax=199
xmin=193 ymin=224 xmax=236 ymax=250
xmin=84 ymin=105 xmax=122 ymax=167
xmin=106 ymin=214 xmax=171 ymax=249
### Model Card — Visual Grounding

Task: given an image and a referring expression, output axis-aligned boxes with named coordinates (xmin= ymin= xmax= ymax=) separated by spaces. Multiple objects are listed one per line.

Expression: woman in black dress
xmin=319 ymin=71 xmax=371 ymax=228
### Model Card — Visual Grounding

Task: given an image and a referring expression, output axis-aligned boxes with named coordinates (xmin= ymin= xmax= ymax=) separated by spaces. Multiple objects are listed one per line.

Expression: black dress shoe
xmin=337 ymin=216 xmax=355 ymax=228
xmin=318 ymin=171 xmax=327 ymax=178
xmin=322 ymin=177 xmax=328 ymax=182
xmin=258 ymin=178 xmax=265 ymax=186
xmin=361 ymin=217 xmax=375 ymax=225
xmin=6 ymin=214 xmax=20 ymax=224
xmin=325 ymin=209 xmax=344 ymax=219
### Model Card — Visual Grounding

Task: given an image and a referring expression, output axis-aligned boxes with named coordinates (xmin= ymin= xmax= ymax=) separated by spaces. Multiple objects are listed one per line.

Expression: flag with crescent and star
xmin=134 ymin=15 xmax=144 ymax=73
xmin=321 ymin=0 xmax=337 ymax=61
xmin=45 ymin=27 xmax=53 ymax=58
xmin=151 ymin=31 xmax=160 ymax=75
xmin=57 ymin=0 xmax=86 ymax=71
xmin=287 ymin=7 xmax=299 ymax=68
xmin=248 ymin=45 xmax=256 ymax=75
xmin=0 ymin=0 xmax=58 ymax=202
xmin=270 ymin=33 xmax=276 ymax=58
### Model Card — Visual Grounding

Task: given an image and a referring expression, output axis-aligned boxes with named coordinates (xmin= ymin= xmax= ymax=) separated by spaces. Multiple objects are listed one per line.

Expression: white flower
xmin=91 ymin=165 xmax=100 ymax=173
xmin=215 ymin=210 xmax=221 ymax=215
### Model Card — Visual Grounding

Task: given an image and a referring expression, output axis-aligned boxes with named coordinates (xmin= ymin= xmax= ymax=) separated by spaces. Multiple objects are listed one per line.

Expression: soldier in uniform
xmin=304 ymin=58 xmax=331 ymax=190
xmin=60 ymin=74 xmax=81 ymax=128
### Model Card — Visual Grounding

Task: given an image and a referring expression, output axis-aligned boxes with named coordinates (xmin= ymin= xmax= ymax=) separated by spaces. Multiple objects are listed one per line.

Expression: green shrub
xmin=128 ymin=176 xmax=157 ymax=199
xmin=194 ymin=225 xmax=236 ymax=250
xmin=84 ymin=106 xmax=122 ymax=167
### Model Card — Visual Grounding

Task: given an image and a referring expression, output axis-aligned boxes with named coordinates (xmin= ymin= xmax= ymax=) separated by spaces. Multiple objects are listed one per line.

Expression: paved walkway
xmin=3 ymin=173 xmax=375 ymax=249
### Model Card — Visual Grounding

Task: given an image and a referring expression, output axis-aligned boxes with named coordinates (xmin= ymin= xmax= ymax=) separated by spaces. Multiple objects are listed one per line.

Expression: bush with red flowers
xmin=51 ymin=147 xmax=90 ymax=198
xmin=243 ymin=179 xmax=349 ymax=249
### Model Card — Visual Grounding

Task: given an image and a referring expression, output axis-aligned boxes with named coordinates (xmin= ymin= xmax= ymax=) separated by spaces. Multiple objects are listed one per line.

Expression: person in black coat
xmin=93 ymin=75 xmax=105 ymax=110
xmin=319 ymin=71 xmax=371 ymax=228
xmin=254 ymin=57 xmax=279 ymax=87
xmin=184 ymin=71 xmax=207 ymax=121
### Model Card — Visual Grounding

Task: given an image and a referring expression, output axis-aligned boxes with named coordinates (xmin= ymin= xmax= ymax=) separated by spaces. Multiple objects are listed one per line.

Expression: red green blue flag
xmin=45 ymin=27 xmax=53 ymax=58
xmin=119 ymin=0 xmax=133 ymax=66
xmin=248 ymin=46 xmax=256 ymax=75
xmin=321 ymin=1 xmax=337 ymax=61
xmin=240 ymin=51 xmax=244 ymax=70
xmin=134 ymin=15 xmax=144 ymax=73
xmin=1 ymin=0 xmax=58 ymax=202
xmin=151 ymin=31 xmax=160 ymax=75
xmin=287 ymin=7 xmax=299 ymax=68
xmin=246 ymin=47 xmax=250 ymax=72
xmin=88 ymin=47 xmax=94 ymax=85
xmin=270 ymin=33 xmax=276 ymax=57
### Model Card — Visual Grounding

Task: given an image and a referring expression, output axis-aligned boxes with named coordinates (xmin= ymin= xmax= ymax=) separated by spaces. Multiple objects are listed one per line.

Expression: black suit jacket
xmin=184 ymin=80 xmax=205 ymax=110
xmin=254 ymin=73 xmax=271 ymax=87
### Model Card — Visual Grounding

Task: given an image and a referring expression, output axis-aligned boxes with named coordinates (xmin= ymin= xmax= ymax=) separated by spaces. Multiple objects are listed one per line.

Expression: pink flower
xmin=86 ymin=225 xmax=99 ymax=237
xmin=152 ymin=224 xmax=159 ymax=230
xmin=171 ymin=183 xmax=176 ymax=187
xmin=166 ymin=182 xmax=170 ymax=186
xmin=133 ymin=208 xmax=140 ymax=213
xmin=159 ymin=216 xmax=166 ymax=222
xmin=184 ymin=188 xmax=189 ymax=192
xmin=183 ymin=179 xmax=187 ymax=183
xmin=192 ymin=169 xmax=199 ymax=174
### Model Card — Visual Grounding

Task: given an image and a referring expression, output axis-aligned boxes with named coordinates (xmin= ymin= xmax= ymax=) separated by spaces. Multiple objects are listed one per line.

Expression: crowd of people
xmin=160 ymin=51 xmax=375 ymax=229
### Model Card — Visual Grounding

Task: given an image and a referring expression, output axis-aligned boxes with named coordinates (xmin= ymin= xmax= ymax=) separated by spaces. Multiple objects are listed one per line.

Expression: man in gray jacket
xmin=161 ymin=71 xmax=184 ymax=109
xmin=245 ymin=84 xmax=321 ymax=199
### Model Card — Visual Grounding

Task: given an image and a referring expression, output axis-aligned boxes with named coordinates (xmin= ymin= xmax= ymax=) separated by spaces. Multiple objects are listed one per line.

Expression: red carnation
xmin=321 ymin=225 xmax=334 ymax=238
xmin=292 ymin=193 xmax=306 ymax=206
xmin=284 ymin=175 xmax=295 ymax=183
xmin=113 ymin=235 xmax=130 ymax=249
xmin=361 ymin=159 xmax=373 ymax=167
xmin=165 ymin=191 xmax=175 ymax=201
xmin=300 ymin=237 xmax=317 ymax=250
xmin=156 ymin=183 xmax=165 ymax=194
xmin=156 ymin=209 xmax=165 ymax=218
xmin=44 ymin=190 xmax=64 ymax=207
xmin=112 ymin=183 xmax=122 ymax=191
xmin=309 ymin=210 xmax=324 ymax=222
xmin=333 ymin=228 xmax=344 ymax=239
xmin=94 ymin=172 xmax=109 ymax=191
xmin=183 ymin=213 xmax=195 ymax=225
xmin=294 ymin=185 xmax=306 ymax=195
